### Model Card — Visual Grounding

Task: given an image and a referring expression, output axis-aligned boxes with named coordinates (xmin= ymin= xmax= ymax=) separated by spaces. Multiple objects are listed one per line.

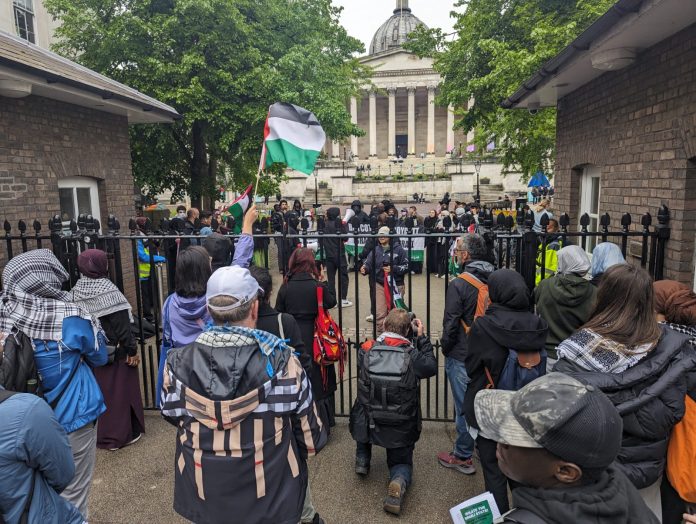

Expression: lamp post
xmin=474 ymin=159 xmax=482 ymax=204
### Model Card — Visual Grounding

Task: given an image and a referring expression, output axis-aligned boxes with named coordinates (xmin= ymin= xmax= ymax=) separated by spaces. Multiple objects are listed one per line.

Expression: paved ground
xmin=89 ymin=413 xmax=486 ymax=524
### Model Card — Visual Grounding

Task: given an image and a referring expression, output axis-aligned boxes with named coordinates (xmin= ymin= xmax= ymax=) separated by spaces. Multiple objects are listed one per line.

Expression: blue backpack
xmin=486 ymin=349 xmax=547 ymax=392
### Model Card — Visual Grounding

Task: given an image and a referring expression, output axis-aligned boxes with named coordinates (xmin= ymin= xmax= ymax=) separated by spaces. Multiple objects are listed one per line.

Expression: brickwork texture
xmin=554 ymin=24 xmax=696 ymax=285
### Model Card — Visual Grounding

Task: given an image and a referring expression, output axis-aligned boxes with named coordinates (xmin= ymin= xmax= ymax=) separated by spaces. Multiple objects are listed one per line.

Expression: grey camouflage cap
xmin=475 ymin=372 xmax=623 ymax=469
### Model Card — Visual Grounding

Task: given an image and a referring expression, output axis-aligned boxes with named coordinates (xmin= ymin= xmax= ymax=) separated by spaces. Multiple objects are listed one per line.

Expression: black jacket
xmin=508 ymin=464 xmax=659 ymax=524
xmin=441 ymin=260 xmax=495 ymax=362
xmin=463 ymin=269 xmax=548 ymax=430
xmin=275 ymin=274 xmax=337 ymax=399
xmin=555 ymin=326 xmax=696 ymax=488
xmin=100 ymin=309 xmax=137 ymax=360
xmin=350 ymin=200 xmax=370 ymax=224
xmin=322 ymin=208 xmax=347 ymax=265
xmin=256 ymin=301 xmax=308 ymax=372
xmin=361 ymin=242 xmax=409 ymax=287
xmin=349 ymin=333 xmax=436 ymax=448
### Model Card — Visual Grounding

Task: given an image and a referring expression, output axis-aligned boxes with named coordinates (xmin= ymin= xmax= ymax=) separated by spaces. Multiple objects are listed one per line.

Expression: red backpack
xmin=313 ymin=285 xmax=347 ymax=388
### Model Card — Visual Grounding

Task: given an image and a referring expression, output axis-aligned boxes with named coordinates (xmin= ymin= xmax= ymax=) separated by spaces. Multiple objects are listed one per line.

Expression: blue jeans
xmin=356 ymin=442 xmax=414 ymax=486
xmin=445 ymin=357 xmax=475 ymax=460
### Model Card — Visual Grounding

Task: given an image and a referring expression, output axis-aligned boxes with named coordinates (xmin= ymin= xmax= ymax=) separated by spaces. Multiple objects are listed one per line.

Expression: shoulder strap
xmin=459 ymin=272 xmax=485 ymax=290
xmin=48 ymin=357 xmax=82 ymax=410
xmin=277 ymin=313 xmax=286 ymax=340
xmin=316 ymin=284 xmax=324 ymax=309
xmin=0 ymin=389 xmax=16 ymax=404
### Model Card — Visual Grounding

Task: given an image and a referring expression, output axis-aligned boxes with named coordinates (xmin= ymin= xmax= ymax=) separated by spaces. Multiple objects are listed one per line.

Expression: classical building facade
xmin=330 ymin=0 xmax=470 ymax=161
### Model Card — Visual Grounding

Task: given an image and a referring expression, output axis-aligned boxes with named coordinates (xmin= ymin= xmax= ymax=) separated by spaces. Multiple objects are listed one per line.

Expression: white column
xmin=350 ymin=96 xmax=358 ymax=159
xmin=407 ymin=87 xmax=416 ymax=156
xmin=369 ymin=91 xmax=377 ymax=158
xmin=466 ymin=97 xmax=475 ymax=147
xmin=427 ymin=85 xmax=436 ymax=157
xmin=388 ymin=88 xmax=396 ymax=157
xmin=447 ymin=104 xmax=455 ymax=155
xmin=331 ymin=140 xmax=340 ymax=159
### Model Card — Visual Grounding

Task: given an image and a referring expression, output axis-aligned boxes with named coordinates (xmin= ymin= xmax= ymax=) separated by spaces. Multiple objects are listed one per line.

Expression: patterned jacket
xmin=161 ymin=328 xmax=327 ymax=524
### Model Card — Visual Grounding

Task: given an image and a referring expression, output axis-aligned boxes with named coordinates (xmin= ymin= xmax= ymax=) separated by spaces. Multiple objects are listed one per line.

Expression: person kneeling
xmin=474 ymin=372 xmax=659 ymax=523
xmin=349 ymin=309 xmax=437 ymax=515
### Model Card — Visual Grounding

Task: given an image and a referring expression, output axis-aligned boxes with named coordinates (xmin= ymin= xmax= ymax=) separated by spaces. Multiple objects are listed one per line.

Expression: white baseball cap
xmin=206 ymin=266 xmax=261 ymax=312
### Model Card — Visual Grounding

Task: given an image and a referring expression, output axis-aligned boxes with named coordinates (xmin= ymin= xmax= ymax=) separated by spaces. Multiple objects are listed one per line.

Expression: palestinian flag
xmin=383 ymin=273 xmax=408 ymax=311
xmin=227 ymin=184 xmax=253 ymax=234
xmin=263 ymin=103 xmax=326 ymax=175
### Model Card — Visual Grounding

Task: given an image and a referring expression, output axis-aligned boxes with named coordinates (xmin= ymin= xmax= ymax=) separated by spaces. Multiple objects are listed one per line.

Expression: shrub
xmin=480 ymin=177 xmax=491 ymax=184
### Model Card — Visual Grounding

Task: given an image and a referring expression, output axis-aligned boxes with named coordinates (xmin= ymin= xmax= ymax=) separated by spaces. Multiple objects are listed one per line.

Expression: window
xmin=57 ymin=178 xmax=102 ymax=230
xmin=13 ymin=0 xmax=35 ymax=44
xmin=580 ymin=165 xmax=601 ymax=253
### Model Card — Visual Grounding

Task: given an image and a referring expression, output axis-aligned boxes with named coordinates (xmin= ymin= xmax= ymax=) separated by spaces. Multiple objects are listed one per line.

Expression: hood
xmin=203 ymin=233 xmax=232 ymax=271
xmin=164 ymin=330 xmax=295 ymax=430
xmin=512 ymin=465 xmax=658 ymax=524
xmin=327 ymin=207 xmax=341 ymax=221
xmin=463 ymin=260 xmax=495 ymax=282
xmin=362 ymin=332 xmax=410 ymax=349
xmin=488 ymin=269 xmax=530 ymax=310
xmin=170 ymin=294 xmax=209 ymax=321
xmin=546 ymin=274 xmax=596 ymax=307
xmin=351 ymin=200 xmax=363 ymax=213
xmin=478 ymin=306 xmax=548 ymax=350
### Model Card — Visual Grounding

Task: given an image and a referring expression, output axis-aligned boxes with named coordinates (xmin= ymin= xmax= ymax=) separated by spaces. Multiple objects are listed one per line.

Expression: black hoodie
xmin=464 ymin=269 xmax=548 ymax=429
xmin=202 ymin=233 xmax=232 ymax=272
xmin=350 ymin=200 xmax=370 ymax=224
xmin=322 ymin=207 xmax=347 ymax=263
xmin=509 ymin=464 xmax=659 ymax=524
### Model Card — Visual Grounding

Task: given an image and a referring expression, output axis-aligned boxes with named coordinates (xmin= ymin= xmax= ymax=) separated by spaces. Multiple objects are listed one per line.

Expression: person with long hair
xmin=276 ymin=248 xmax=337 ymax=433
xmin=156 ymin=246 xmax=212 ymax=407
xmin=555 ymin=265 xmax=696 ymax=521
xmin=653 ymin=280 xmax=696 ymax=524
xmin=71 ymin=249 xmax=145 ymax=451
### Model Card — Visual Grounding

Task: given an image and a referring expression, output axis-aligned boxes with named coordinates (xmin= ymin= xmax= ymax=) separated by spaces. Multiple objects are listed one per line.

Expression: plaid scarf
xmin=557 ymin=328 xmax=655 ymax=373
xmin=0 ymin=249 xmax=101 ymax=343
xmin=660 ymin=321 xmax=696 ymax=346
xmin=71 ymin=277 xmax=133 ymax=322
xmin=205 ymin=325 xmax=290 ymax=378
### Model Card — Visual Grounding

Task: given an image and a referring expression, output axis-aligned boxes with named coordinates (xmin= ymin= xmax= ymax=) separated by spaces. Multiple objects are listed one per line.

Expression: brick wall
xmin=0 ymin=95 xmax=139 ymax=302
xmin=554 ymin=23 xmax=696 ymax=285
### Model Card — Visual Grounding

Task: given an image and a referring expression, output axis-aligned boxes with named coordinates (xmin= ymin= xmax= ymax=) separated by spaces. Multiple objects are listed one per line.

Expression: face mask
xmin=177 ymin=212 xmax=186 ymax=219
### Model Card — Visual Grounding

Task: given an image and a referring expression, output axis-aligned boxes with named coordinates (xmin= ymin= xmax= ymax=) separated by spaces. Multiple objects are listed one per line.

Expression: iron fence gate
xmin=1 ymin=205 xmax=670 ymax=420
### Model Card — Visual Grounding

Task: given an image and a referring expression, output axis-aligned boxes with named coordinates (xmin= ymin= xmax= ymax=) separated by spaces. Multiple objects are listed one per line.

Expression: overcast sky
xmin=334 ymin=0 xmax=458 ymax=53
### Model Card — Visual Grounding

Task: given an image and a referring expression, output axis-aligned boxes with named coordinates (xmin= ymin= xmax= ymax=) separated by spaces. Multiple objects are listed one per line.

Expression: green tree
xmin=46 ymin=0 xmax=369 ymax=208
xmin=407 ymin=0 xmax=613 ymax=179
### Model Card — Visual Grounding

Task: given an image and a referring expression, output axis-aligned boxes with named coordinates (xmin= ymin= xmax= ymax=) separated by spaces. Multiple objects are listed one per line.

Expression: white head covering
xmin=557 ymin=245 xmax=591 ymax=276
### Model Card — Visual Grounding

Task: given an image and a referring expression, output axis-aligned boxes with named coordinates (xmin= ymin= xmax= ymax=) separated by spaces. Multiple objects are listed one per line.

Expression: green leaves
xmin=46 ymin=0 xmax=368 ymax=202
xmin=407 ymin=0 xmax=614 ymax=180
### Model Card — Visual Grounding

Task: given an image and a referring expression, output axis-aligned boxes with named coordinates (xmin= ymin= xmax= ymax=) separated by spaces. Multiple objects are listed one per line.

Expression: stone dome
xmin=369 ymin=1 xmax=427 ymax=55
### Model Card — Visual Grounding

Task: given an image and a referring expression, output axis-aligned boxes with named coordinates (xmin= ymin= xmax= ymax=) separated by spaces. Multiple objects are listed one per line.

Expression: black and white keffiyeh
xmin=71 ymin=277 xmax=133 ymax=322
xmin=660 ymin=322 xmax=696 ymax=346
xmin=557 ymin=328 xmax=655 ymax=373
xmin=0 ymin=249 xmax=101 ymax=343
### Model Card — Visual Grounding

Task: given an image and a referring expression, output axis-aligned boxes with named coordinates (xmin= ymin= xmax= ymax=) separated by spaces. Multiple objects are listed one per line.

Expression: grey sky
xmin=335 ymin=0 xmax=458 ymax=54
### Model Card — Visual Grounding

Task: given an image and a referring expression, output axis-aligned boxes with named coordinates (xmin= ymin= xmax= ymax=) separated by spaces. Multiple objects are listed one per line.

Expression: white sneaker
xmin=341 ymin=299 xmax=353 ymax=308
xmin=366 ymin=314 xmax=374 ymax=322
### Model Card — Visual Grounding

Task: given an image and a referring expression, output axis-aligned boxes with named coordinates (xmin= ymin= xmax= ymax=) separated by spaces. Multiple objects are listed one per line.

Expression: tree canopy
xmin=406 ymin=0 xmax=614 ymax=180
xmin=46 ymin=0 xmax=369 ymax=207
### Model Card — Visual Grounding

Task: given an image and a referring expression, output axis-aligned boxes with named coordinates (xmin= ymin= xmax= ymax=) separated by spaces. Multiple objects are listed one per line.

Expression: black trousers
xmin=140 ymin=279 xmax=154 ymax=322
xmin=326 ymin=259 xmax=349 ymax=301
xmin=477 ymin=435 xmax=521 ymax=514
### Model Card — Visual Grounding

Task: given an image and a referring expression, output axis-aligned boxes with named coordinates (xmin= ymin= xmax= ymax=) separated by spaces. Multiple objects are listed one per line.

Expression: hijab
xmin=488 ymin=268 xmax=530 ymax=311
xmin=653 ymin=280 xmax=696 ymax=326
xmin=591 ymin=242 xmax=626 ymax=278
xmin=557 ymin=245 xmax=591 ymax=276
xmin=71 ymin=249 xmax=133 ymax=322
xmin=0 ymin=249 xmax=100 ymax=342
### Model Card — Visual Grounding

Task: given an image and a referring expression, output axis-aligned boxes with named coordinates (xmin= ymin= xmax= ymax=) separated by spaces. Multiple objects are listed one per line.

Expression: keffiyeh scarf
xmin=71 ymin=277 xmax=133 ymax=322
xmin=0 ymin=249 xmax=101 ymax=343
xmin=557 ymin=328 xmax=655 ymax=373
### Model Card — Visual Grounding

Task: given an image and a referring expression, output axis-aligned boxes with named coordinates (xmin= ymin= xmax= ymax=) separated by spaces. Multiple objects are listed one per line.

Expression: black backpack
xmin=0 ymin=332 xmax=41 ymax=395
xmin=357 ymin=342 xmax=419 ymax=428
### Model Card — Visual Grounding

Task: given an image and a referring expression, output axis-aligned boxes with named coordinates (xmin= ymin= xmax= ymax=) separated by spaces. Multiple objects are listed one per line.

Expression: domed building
xmin=330 ymin=0 xmax=471 ymax=161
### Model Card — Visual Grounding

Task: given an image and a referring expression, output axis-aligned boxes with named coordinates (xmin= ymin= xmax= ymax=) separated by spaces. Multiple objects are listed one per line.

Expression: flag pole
xmin=254 ymin=140 xmax=266 ymax=198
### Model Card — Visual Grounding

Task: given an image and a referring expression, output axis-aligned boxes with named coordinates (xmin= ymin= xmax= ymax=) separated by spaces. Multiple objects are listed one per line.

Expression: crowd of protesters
xmin=1 ymin=193 xmax=695 ymax=524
